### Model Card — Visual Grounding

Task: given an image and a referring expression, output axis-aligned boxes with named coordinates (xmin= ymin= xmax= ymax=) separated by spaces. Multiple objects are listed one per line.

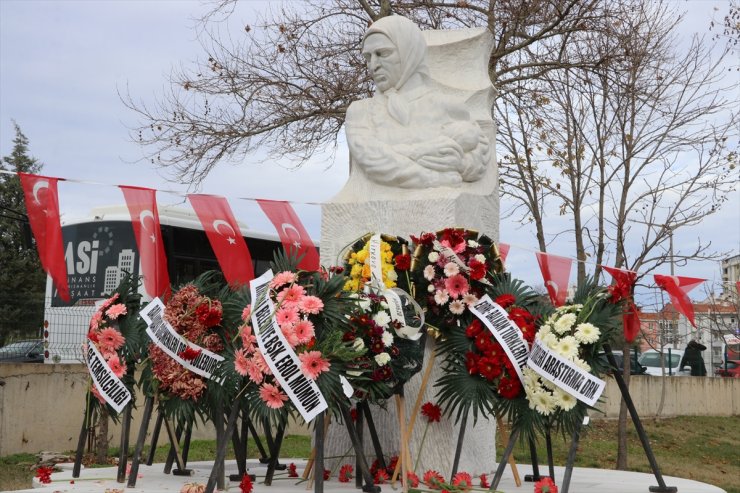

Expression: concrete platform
xmin=13 ymin=458 xmax=726 ymax=493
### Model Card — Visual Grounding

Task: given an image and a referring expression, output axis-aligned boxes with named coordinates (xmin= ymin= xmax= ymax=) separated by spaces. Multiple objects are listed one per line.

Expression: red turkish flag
xmin=120 ymin=186 xmax=171 ymax=300
xmin=256 ymin=199 xmax=319 ymax=271
xmin=602 ymin=265 xmax=641 ymax=342
xmin=535 ymin=251 xmax=572 ymax=307
xmin=188 ymin=194 xmax=254 ymax=287
xmin=498 ymin=243 xmax=510 ymax=264
xmin=18 ymin=173 xmax=70 ymax=301
xmin=654 ymin=275 xmax=705 ymax=328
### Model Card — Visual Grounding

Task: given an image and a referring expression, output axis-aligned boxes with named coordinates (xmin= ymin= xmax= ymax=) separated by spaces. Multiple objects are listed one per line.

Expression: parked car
xmin=598 ymin=350 xmax=647 ymax=375
xmin=0 ymin=339 xmax=44 ymax=363
xmin=638 ymin=349 xmax=693 ymax=376
xmin=715 ymin=360 xmax=740 ymax=378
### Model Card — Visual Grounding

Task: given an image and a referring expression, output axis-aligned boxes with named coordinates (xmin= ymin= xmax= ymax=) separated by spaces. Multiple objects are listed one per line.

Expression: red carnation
xmin=468 ymin=259 xmax=487 ymax=280
xmin=178 ymin=346 xmax=202 ymax=361
xmin=498 ymin=375 xmax=522 ymax=399
xmin=239 ymin=473 xmax=253 ymax=493
xmin=411 ymin=232 xmax=436 ymax=246
xmin=394 ymin=253 xmax=411 ymax=270
xmin=196 ymin=302 xmax=222 ymax=328
xmin=495 ymin=293 xmax=516 ymax=309
xmin=534 ymin=476 xmax=558 ymax=493
xmin=421 ymin=402 xmax=442 ymax=423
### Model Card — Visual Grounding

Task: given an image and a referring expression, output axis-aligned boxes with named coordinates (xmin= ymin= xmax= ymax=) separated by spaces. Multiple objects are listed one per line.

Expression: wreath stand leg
xmin=560 ymin=419 xmax=584 ymax=493
xmin=181 ymin=420 xmax=194 ymax=469
xmin=115 ymin=402 xmax=133 ymax=483
xmin=146 ymin=410 xmax=164 ymax=465
xmin=265 ymin=421 xmax=287 ymax=485
xmin=313 ymin=412 xmax=326 ymax=493
xmin=205 ymin=400 xmax=242 ymax=493
xmin=212 ymin=404 xmax=227 ymax=490
xmin=395 ymin=392 xmax=410 ymax=493
xmin=340 ymin=404 xmax=380 ymax=493
xmin=127 ymin=395 xmax=154 ymax=487
xmin=523 ymin=437 xmax=542 ymax=482
xmin=229 ymin=402 xmax=256 ymax=482
xmin=72 ymin=393 xmax=95 ymax=478
xmin=163 ymin=416 xmax=193 ymax=476
xmin=545 ymin=428 xmax=555 ymax=481
xmin=489 ymin=427 xmax=520 ymax=491
xmin=450 ymin=411 xmax=467 ymax=478
xmin=355 ymin=405 xmax=364 ymax=488
xmin=261 ymin=417 xmax=287 ymax=470
xmin=246 ymin=414 xmax=270 ymax=463
xmin=603 ymin=344 xmax=677 ymax=493
xmin=495 ymin=416 xmax=521 ymax=486
xmin=361 ymin=400 xmax=387 ymax=470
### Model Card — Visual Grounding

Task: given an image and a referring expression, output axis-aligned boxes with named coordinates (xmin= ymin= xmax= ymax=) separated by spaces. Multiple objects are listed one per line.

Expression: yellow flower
xmin=356 ymin=249 xmax=368 ymax=263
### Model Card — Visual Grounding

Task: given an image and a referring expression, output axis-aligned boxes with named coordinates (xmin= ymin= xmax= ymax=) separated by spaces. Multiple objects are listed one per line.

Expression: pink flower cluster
xmin=87 ymin=294 xmax=128 ymax=404
xmin=149 ymin=285 xmax=224 ymax=402
xmin=234 ymin=271 xmax=329 ymax=410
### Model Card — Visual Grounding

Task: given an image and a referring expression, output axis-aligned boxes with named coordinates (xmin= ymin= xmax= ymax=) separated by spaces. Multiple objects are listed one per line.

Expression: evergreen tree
xmin=0 ymin=122 xmax=46 ymax=345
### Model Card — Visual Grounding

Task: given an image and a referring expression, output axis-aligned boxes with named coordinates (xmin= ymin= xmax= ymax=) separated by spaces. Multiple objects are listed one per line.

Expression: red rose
xmin=394 ymin=253 xmax=411 ymax=270
xmin=495 ymin=293 xmax=516 ymax=309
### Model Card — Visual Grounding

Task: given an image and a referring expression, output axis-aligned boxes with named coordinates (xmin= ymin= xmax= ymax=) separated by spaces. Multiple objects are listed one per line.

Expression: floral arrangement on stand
xmin=518 ymin=278 xmax=622 ymax=438
xmin=216 ymin=251 xmax=361 ymax=426
xmin=84 ymin=272 xmax=145 ymax=416
xmin=140 ymin=271 xmax=228 ymax=423
xmin=342 ymin=233 xmax=413 ymax=293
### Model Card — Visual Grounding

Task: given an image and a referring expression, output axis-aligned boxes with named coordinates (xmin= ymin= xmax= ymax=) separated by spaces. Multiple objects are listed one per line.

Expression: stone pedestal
xmin=320 ymin=191 xmax=499 ymax=476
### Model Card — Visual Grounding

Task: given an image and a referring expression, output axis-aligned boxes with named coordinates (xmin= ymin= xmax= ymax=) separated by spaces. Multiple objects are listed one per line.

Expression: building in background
xmin=721 ymin=254 xmax=740 ymax=301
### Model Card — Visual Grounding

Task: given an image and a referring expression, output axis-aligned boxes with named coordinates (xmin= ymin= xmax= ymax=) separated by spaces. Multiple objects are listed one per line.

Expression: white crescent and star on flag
xmin=281 ymin=223 xmax=302 ymax=249
xmin=213 ymin=219 xmax=237 ymax=245
xmin=139 ymin=209 xmax=157 ymax=243
xmin=31 ymin=179 xmax=50 ymax=215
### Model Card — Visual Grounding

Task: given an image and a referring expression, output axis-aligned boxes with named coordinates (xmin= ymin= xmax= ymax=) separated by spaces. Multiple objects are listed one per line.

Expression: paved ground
xmin=11 ymin=458 xmax=726 ymax=493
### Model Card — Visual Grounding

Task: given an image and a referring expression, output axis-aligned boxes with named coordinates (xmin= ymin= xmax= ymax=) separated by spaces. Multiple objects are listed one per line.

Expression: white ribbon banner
xmin=527 ymin=338 xmax=606 ymax=407
xmin=249 ymin=270 xmax=328 ymax=422
xmin=469 ymin=295 xmax=530 ymax=383
xmin=141 ymin=298 xmax=224 ymax=380
xmin=84 ymin=341 xmax=132 ymax=414
xmin=368 ymin=234 xmax=384 ymax=289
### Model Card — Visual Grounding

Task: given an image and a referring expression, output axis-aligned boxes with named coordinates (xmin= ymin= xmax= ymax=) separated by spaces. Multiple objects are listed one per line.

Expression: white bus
xmin=43 ymin=205 xmax=281 ymax=363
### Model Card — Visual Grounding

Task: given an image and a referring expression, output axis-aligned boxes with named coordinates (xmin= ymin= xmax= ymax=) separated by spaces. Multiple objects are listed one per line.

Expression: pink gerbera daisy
xmin=97 ymin=327 xmax=125 ymax=352
xmin=259 ymin=383 xmax=289 ymax=409
xmin=293 ymin=320 xmax=315 ymax=345
xmin=298 ymin=350 xmax=331 ymax=380
xmin=106 ymin=354 xmax=126 ymax=378
xmin=89 ymin=311 xmax=104 ymax=331
xmin=270 ymin=271 xmax=297 ymax=289
xmin=276 ymin=306 xmax=300 ymax=326
xmin=234 ymin=349 xmax=250 ymax=377
xmin=244 ymin=358 xmax=265 ymax=384
xmin=444 ymin=274 xmax=469 ymax=299
xmin=281 ymin=324 xmax=300 ymax=348
xmin=105 ymin=303 xmax=127 ymax=320
xmin=253 ymin=352 xmax=272 ymax=375
xmin=241 ymin=304 xmax=252 ymax=322
xmin=298 ymin=295 xmax=324 ymax=315
xmin=276 ymin=284 xmax=306 ymax=308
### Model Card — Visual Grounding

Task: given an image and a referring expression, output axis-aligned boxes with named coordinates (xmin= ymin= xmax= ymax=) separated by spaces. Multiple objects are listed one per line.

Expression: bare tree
xmin=124 ymin=0 xmax=613 ymax=186
xmin=498 ymin=0 xmax=738 ymax=469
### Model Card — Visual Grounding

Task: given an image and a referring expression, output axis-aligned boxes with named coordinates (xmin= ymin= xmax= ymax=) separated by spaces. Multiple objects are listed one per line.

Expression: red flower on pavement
xmin=534 ymin=476 xmax=558 ymax=493
xmin=338 ymin=464 xmax=354 ymax=483
xmin=323 ymin=469 xmax=331 ymax=480
xmin=452 ymin=471 xmax=473 ymax=491
xmin=479 ymin=473 xmax=490 ymax=488
xmin=423 ymin=470 xmax=445 ymax=490
xmin=239 ymin=473 xmax=253 ymax=493
xmin=421 ymin=402 xmax=442 ymax=423
xmin=287 ymin=463 xmax=298 ymax=478
xmin=407 ymin=471 xmax=420 ymax=487
xmin=35 ymin=466 xmax=53 ymax=484
xmin=374 ymin=469 xmax=389 ymax=484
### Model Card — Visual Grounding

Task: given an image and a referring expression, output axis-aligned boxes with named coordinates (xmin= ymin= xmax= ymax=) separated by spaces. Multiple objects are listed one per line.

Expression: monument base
xmin=320 ymin=191 xmax=499 ymax=477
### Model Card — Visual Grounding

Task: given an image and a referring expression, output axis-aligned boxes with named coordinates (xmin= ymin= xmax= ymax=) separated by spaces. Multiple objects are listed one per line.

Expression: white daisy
xmin=574 ymin=323 xmax=600 ymax=344
xmin=553 ymin=388 xmax=577 ymax=411
xmin=554 ymin=313 xmax=577 ymax=334
xmin=443 ymin=262 xmax=460 ymax=277
xmin=449 ymin=300 xmax=466 ymax=315
xmin=555 ymin=335 xmax=579 ymax=359
xmin=423 ymin=265 xmax=436 ymax=281
xmin=531 ymin=390 xmax=556 ymax=415
xmin=462 ymin=293 xmax=479 ymax=305
xmin=434 ymin=290 xmax=450 ymax=305
xmin=428 ymin=252 xmax=440 ymax=262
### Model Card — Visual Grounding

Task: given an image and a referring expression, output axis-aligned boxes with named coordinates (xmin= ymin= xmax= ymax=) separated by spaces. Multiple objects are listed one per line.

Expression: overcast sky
xmin=1 ymin=0 xmax=738 ymax=304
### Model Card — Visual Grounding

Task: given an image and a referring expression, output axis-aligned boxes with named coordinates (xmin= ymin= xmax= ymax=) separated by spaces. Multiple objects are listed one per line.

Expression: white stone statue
xmin=321 ymin=16 xmax=499 ymax=478
xmin=345 ymin=15 xmax=491 ymax=189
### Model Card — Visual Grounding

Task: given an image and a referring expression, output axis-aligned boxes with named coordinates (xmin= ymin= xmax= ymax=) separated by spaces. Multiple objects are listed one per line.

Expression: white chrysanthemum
xmin=434 ymin=290 xmax=450 ymax=305
xmin=374 ymin=352 xmax=391 ymax=366
xmin=373 ymin=311 xmax=391 ymax=328
xmin=423 ymin=265 xmax=436 ymax=281
xmin=555 ymin=335 xmax=579 ymax=359
xmin=554 ymin=313 xmax=577 ymax=334
xmin=352 ymin=338 xmax=366 ymax=351
xmin=530 ymin=390 xmax=556 ymax=415
xmin=467 ymin=240 xmax=479 ymax=248
xmin=443 ymin=262 xmax=460 ymax=277
xmin=553 ymin=388 xmax=578 ymax=411
xmin=427 ymin=284 xmax=435 ymax=293
xmin=573 ymin=357 xmax=591 ymax=372
xmin=428 ymin=252 xmax=440 ymax=262
xmin=522 ymin=368 xmax=540 ymax=391
xmin=541 ymin=332 xmax=559 ymax=350
xmin=381 ymin=330 xmax=394 ymax=347
xmin=539 ymin=324 xmax=552 ymax=337
xmin=387 ymin=270 xmax=398 ymax=281
xmin=574 ymin=322 xmax=600 ymax=344
xmin=462 ymin=293 xmax=478 ymax=305
xmin=474 ymin=254 xmax=486 ymax=263
xmin=449 ymin=300 xmax=465 ymax=315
